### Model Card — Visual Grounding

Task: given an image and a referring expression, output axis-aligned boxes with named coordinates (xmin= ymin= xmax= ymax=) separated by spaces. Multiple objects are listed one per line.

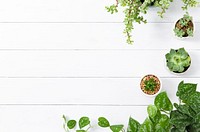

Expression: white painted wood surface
xmin=0 ymin=0 xmax=200 ymax=131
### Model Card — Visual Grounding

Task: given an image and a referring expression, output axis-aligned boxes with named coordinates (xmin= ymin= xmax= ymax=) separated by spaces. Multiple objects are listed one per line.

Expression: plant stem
xmin=160 ymin=110 xmax=170 ymax=115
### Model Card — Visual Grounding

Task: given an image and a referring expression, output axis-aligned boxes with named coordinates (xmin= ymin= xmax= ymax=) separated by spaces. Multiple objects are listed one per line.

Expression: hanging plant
xmin=105 ymin=0 xmax=173 ymax=44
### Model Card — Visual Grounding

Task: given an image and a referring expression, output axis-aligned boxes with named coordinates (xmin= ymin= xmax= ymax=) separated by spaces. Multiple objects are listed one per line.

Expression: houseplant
xmin=106 ymin=0 xmax=173 ymax=44
xmin=63 ymin=81 xmax=200 ymax=131
xmin=174 ymin=13 xmax=194 ymax=38
xmin=173 ymin=0 xmax=199 ymax=38
xmin=140 ymin=74 xmax=162 ymax=96
xmin=165 ymin=48 xmax=191 ymax=74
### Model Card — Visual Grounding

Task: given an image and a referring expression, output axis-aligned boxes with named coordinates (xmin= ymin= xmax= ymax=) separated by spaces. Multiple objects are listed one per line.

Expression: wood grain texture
xmin=0 ymin=105 xmax=147 ymax=132
xmin=0 ymin=50 xmax=199 ymax=77
xmin=0 ymin=0 xmax=199 ymax=22
xmin=0 ymin=23 xmax=199 ymax=49
xmin=0 ymin=78 xmax=199 ymax=104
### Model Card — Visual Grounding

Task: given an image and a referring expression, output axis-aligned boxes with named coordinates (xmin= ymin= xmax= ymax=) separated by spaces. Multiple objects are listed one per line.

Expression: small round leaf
xmin=67 ymin=120 xmax=76 ymax=129
xmin=79 ymin=117 xmax=90 ymax=129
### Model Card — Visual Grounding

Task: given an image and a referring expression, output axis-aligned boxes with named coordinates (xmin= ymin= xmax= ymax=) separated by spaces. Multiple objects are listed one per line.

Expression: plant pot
xmin=165 ymin=48 xmax=191 ymax=74
xmin=140 ymin=74 xmax=162 ymax=97
xmin=174 ymin=15 xmax=194 ymax=38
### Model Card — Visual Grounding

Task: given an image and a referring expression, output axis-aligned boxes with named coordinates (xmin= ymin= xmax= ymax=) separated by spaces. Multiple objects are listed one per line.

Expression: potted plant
xmin=174 ymin=13 xmax=194 ymax=38
xmin=165 ymin=48 xmax=191 ymax=74
xmin=140 ymin=74 xmax=162 ymax=96
xmin=173 ymin=0 xmax=199 ymax=38
xmin=106 ymin=0 xmax=173 ymax=44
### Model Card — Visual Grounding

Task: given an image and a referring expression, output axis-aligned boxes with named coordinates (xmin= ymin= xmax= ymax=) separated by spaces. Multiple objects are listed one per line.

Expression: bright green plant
xmin=165 ymin=48 xmax=191 ymax=73
xmin=98 ymin=117 xmax=125 ymax=132
xmin=144 ymin=78 xmax=158 ymax=91
xmin=63 ymin=81 xmax=200 ymax=132
xmin=63 ymin=116 xmax=92 ymax=132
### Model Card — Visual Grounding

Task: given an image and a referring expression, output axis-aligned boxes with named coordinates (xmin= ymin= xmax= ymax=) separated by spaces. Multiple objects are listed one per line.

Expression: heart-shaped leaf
xmin=98 ymin=117 xmax=110 ymax=127
xmin=79 ymin=117 xmax=90 ymax=129
xmin=67 ymin=120 xmax=76 ymax=129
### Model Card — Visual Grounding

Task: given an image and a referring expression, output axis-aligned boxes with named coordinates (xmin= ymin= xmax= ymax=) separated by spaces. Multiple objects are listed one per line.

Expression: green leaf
xmin=139 ymin=118 xmax=154 ymax=132
xmin=187 ymin=92 xmax=200 ymax=113
xmin=76 ymin=130 xmax=86 ymax=132
xmin=67 ymin=120 xmax=76 ymax=129
xmin=149 ymin=110 xmax=161 ymax=124
xmin=110 ymin=125 xmax=124 ymax=132
xmin=147 ymin=105 xmax=158 ymax=118
xmin=127 ymin=117 xmax=141 ymax=132
xmin=187 ymin=123 xmax=200 ymax=132
xmin=154 ymin=92 xmax=173 ymax=111
xmin=79 ymin=117 xmax=90 ymax=129
xmin=156 ymin=114 xmax=171 ymax=130
xmin=195 ymin=112 xmax=200 ymax=123
xmin=98 ymin=117 xmax=110 ymax=127
xmin=175 ymin=104 xmax=196 ymax=118
xmin=170 ymin=110 xmax=192 ymax=130
xmin=176 ymin=81 xmax=197 ymax=103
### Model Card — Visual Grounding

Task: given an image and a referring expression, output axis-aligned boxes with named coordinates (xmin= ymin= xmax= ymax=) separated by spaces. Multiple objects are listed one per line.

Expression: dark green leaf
xmin=127 ymin=117 xmax=141 ymax=132
xmin=176 ymin=81 xmax=197 ymax=103
xmin=139 ymin=118 xmax=154 ymax=132
xmin=175 ymin=104 xmax=196 ymax=118
xmin=110 ymin=125 xmax=124 ymax=132
xmin=186 ymin=123 xmax=200 ymax=132
xmin=170 ymin=110 xmax=192 ymax=130
xmin=147 ymin=105 xmax=157 ymax=118
xmin=154 ymin=92 xmax=173 ymax=111
xmin=79 ymin=117 xmax=90 ymax=129
xmin=98 ymin=117 xmax=110 ymax=127
xmin=195 ymin=112 xmax=200 ymax=123
xmin=67 ymin=120 xmax=76 ymax=129
xmin=187 ymin=92 xmax=200 ymax=113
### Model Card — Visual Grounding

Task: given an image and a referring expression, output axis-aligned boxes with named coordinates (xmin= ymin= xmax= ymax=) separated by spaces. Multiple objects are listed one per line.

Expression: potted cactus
xmin=165 ymin=48 xmax=191 ymax=74
xmin=174 ymin=13 xmax=194 ymax=38
xmin=140 ymin=74 xmax=162 ymax=96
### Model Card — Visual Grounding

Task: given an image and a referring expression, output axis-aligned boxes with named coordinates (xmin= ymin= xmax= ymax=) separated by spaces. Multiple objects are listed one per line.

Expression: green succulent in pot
xmin=174 ymin=13 xmax=194 ymax=38
xmin=165 ymin=48 xmax=191 ymax=73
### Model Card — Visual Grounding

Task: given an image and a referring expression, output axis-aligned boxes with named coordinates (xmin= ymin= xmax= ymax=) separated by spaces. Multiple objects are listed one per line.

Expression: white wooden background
xmin=0 ymin=0 xmax=200 ymax=131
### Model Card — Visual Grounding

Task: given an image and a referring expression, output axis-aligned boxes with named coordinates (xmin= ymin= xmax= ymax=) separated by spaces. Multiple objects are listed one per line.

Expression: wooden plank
xmin=0 ymin=78 xmax=199 ymax=104
xmin=0 ymin=105 xmax=149 ymax=132
xmin=0 ymin=0 xmax=199 ymax=22
xmin=0 ymin=23 xmax=199 ymax=49
xmin=0 ymin=50 xmax=199 ymax=77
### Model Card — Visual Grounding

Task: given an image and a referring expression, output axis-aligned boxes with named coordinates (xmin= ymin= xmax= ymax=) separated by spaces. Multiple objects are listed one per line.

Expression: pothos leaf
xmin=127 ymin=117 xmax=141 ymax=132
xmin=67 ymin=120 xmax=76 ymax=129
xmin=154 ymin=92 xmax=173 ymax=111
xmin=98 ymin=117 xmax=110 ymax=127
xmin=79 ymin=117 xmax=90 ymax=129
xmin=187 ymin=92 xmax=200 ymax=113
xmin=110 ymin=125 xmax=124 ymax=132
xmin=139 ymin=118 xmax=154 ymax=132
xmin=170 ymin=110 xmax=192 ymax=130
xmin=176 ymin=81 xmax=197 ymax=103
xmin=147 ymin=105 xmax=158 ymax=118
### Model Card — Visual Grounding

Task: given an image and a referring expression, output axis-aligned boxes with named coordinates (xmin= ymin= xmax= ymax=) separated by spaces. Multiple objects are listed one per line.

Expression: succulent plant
xmin=165 ymin=48 xmax=191 ymax=73
xmin=174 ymin=13 xmax=194 ymax=38
xmin=144 ymin=78 xmax=157 ymax=91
